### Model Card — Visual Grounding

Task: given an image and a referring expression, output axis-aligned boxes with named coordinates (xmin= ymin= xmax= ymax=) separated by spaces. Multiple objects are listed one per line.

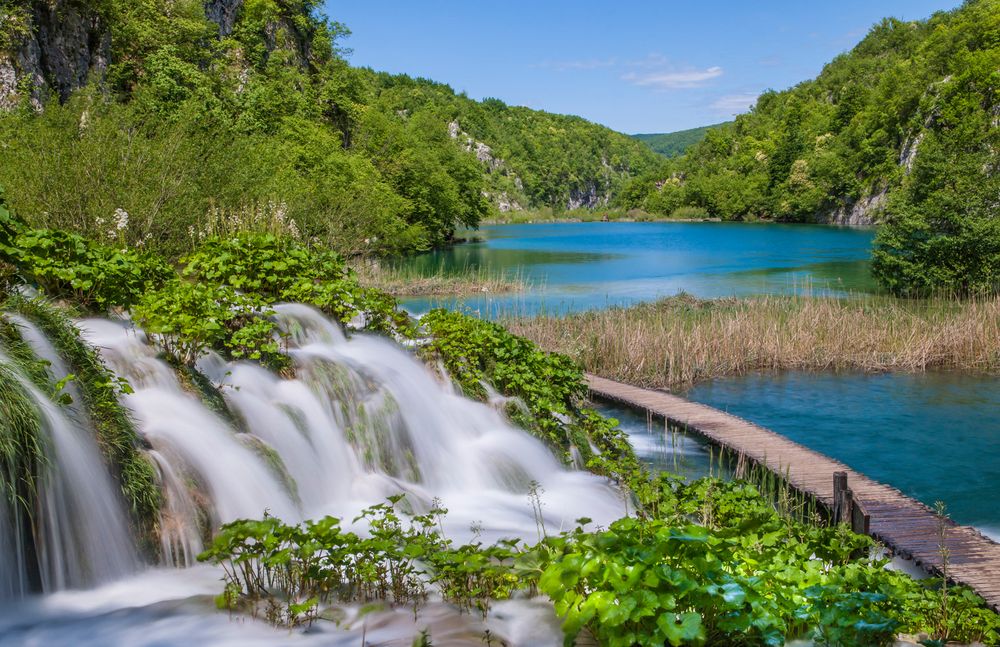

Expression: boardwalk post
xmin=841 ymin=488 xmax=855 ymax=526
xmin=833 ymin=471 xmax=848 ymax=522
xmin=852 ymin=498 xmax=871 ymax=535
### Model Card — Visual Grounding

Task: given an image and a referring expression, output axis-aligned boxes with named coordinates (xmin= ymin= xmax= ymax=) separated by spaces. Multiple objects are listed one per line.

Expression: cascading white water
xmin=0 ymin=491 xmax=30 ymax=599
xmin=80 ymin=304 xmax=624 ymax=547
xmin=0 ymin=303 xmax=626 ymax=644
xmin=0 ymin=329 xmax=138 ymax=595
xmin=79 ymin=319 xmax=300 ymax=565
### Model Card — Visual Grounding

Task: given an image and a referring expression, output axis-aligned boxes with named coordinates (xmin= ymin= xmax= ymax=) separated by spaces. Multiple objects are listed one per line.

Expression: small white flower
xmin=113 ymin=208 xmax=129 ymax=231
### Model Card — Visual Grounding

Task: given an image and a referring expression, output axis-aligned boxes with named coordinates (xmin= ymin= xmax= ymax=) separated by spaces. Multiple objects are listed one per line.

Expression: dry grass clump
xmin=504 ymin=293 xmax=1000 ymax=390
xmin=352 ymin=261 xmax=528 ymax=297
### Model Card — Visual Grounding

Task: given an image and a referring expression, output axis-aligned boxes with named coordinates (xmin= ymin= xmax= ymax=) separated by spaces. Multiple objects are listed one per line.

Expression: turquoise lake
xmin=400 ymin=221 xmax=877 ymax=315
xmin=401 ymin=222 xmax=1000 ymax=534
xmin=685 ymin=372 xmax=1000 ymax=535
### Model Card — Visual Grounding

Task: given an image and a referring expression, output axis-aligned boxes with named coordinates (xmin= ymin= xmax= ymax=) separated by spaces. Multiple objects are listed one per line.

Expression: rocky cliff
xmin=1 ymin=1 xmax=109 ymax=108
xmin=0 ymin=0 xmax=252 ymax=109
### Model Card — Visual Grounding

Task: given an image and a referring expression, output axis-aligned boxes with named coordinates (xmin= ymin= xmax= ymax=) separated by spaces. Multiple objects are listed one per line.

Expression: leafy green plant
xmin=200 ymin=480 xmax=1000 ymax=644
xmin=132 ymin=279 xmax=287 ymax=370
xmin=4 ymin=228 xmax=172 ymax=311
xmin=181 ymin=233 xmax=413 ymax=335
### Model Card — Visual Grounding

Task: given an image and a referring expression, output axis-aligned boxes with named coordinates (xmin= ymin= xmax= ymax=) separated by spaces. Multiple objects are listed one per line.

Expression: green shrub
xmin=5 ymin=228 xmax=172 ymax=311
xmin=182 ymin=233 xmax=412 ymax=334
xmin=133 ymin=279 xmax=287 ymax=370
xmin=182 ymin=233 xmax=350 ymax=300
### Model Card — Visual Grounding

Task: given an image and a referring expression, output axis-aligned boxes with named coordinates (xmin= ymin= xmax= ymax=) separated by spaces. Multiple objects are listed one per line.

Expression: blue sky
xmin=324 ymin=1 xmax=961 ymax=134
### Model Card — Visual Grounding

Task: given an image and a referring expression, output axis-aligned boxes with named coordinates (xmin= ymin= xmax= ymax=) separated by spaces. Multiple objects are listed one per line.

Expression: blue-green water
xmin=685 ymin=372 xmax=1000 ymax=535
xmin=401 ymin=221 xmax=876 ymax=315
xmin=401 ymin=222 xmax=999 ymax=536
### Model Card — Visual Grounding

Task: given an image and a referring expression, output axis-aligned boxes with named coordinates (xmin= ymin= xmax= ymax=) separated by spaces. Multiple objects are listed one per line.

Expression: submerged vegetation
xmin=506 ymin=293 xmax=1000 ymax=391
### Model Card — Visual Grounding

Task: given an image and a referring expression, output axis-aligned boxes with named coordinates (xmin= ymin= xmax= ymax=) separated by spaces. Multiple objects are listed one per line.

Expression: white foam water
xmin=0 ymin=304 xmax=625 ymax=644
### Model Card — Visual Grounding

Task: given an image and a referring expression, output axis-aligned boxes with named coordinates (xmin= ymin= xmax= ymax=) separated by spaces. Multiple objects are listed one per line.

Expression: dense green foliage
xmin=534 ymin=476 xmax=1000 ymax=646
xmin=632 ymin=123 xmax=730 ymax=158
xmin=131 ymin=233 xmax=412 ymax=368
xmin=200 ymin=478 xmax=1000 ymax=645
xmin=0 ymin=1 xmax=655 ymax=256
xmin=620 ymin=0 xmax=999 ymax=294
xmin=2 ymin=185 xmax=412 ymax=367
xmin=419 ymin=309 xmax=638 ymax=474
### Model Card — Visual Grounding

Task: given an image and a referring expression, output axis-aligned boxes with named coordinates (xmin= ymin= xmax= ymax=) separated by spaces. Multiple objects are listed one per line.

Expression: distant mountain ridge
xmin=632 ymin=123 xmax=731 ymax=157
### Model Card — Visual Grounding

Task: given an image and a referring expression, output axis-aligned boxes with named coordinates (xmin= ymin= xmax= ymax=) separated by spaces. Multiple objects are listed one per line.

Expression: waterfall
xmin=0 ymin=302 xmax=625 ymax=647
xmin=74 ymin=304 xmax=621 ymax=551
xmin=0 ymin=317 xmax=139 ymax=594
xmin=0 ymin=302 xmax=625 ymax=643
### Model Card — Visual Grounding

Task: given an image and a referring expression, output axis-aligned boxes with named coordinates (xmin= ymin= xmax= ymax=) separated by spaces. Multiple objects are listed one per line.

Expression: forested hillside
xmin=0 ymin=0 xmax=657 ymax=256
xmin=621 ymin=0 xmax=999 ymax=294
xmin=632 ymin=123 xmax=730 ymax=157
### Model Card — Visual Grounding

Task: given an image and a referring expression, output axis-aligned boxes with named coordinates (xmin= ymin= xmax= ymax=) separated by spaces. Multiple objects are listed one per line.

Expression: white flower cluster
xmin=114 ymin=208 xmax=129 ymax=231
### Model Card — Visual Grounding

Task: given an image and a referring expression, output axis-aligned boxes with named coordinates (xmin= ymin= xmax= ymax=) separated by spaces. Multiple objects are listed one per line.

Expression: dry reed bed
xmin=504 ymin=294 xmax=1000 ymax=390
xmin=352 ymin=261 xmax=528 ymax=297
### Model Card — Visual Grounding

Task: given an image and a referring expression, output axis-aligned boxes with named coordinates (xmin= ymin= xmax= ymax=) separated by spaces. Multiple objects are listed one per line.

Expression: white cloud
xmin=623 ymin=66 xmax=723 ymax=89
xmin=711 ymin=92 xmax=759 ymax=115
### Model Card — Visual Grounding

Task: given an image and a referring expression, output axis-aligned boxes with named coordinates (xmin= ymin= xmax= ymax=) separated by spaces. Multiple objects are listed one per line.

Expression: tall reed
xmin=352 ymin=260 xmax=528 ymax=297
xmin=504 ymin=293 xmax=1000 ymax=390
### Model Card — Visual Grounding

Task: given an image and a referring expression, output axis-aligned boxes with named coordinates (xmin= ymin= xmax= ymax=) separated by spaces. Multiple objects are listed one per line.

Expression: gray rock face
xmin=205 ymin=0 xmax=244 ymax=37
xmin=0 ymin=57 xmax=17 ymax=110
xmin=899 ymin=132 xmax=924 ymax=174
xmin=0 ymin=0 xmax=246 ymax=108
xmin=3 ymin=1 xmax=111 ymax=107
xmin=826 ymin=187 xmax=887 ymax=227
xmin=567 ymin=183 xmax=609 ymax=210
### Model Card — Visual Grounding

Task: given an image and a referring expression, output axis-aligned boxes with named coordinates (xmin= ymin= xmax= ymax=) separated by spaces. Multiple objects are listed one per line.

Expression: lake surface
xmin=400 ymin=221 xmax=876 ymax=315
xmin=401 ymin=222 xmax=1000 ymax=537
xmin=686 ymin=372 xmax=1000 ymax=535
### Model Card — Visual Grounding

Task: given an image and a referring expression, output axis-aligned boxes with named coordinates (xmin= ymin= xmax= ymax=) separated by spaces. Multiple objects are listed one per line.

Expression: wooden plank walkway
xmin=586 ymin=373 xmax=1000 ymax=611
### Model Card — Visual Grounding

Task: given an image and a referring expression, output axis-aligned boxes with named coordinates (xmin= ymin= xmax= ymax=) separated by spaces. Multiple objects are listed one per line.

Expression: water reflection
xmin=398 ymin=222 xmax=876 ymax=316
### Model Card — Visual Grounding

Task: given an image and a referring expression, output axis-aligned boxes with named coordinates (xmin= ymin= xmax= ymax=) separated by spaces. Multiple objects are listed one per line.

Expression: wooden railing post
xmin=852 ymin=498 xmax=871 ymax=535
xmin=833 ymin=471 xmax=848 ymax=523
xmin=842 ymin=488 xmax=855 ymax=526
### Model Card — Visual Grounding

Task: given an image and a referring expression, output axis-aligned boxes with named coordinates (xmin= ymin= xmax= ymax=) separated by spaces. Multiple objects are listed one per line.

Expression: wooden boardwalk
xmin=586 ymin=373 xmax=1000 ymax=611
